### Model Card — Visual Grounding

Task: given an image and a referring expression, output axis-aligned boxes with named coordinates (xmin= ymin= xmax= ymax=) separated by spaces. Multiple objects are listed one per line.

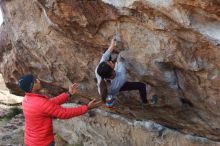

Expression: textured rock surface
xmin=1 ymin=0 xmax=220 ymax=143
xmin=0 ymin=114 xmax=24 ymax=146
xmin=0 ymin=74 xmax=23 ymax=104
xmin=54 ymin=107 xmax=220 ymax=146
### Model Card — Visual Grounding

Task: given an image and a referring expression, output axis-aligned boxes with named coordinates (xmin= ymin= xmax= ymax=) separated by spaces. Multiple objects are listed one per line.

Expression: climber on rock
xmin=95 ymin=36 xmax=157 ymax=108
xmin=18 ymin=74 xmax=101 ymax=146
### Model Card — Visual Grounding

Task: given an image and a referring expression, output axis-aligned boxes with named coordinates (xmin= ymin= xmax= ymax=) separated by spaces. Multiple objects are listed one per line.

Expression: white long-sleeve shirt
xmin=95 ymin=50 xmax=127 ymax=97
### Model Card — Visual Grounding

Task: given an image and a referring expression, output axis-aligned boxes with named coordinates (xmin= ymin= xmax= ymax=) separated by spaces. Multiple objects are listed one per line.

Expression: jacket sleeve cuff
xmin=62 ymin=92 xmax=69 ymax=101
xmin=81 ymin=105 xmax=88 ymax=114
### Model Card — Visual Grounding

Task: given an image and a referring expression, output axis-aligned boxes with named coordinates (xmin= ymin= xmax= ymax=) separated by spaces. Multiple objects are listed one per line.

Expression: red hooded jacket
xmin=22 ymin=92 xmax=88 ymax=146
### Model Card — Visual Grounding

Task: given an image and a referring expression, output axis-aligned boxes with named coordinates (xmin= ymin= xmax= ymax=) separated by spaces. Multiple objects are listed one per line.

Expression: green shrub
xmin=3 ymin=107 xmax=22 ymax=121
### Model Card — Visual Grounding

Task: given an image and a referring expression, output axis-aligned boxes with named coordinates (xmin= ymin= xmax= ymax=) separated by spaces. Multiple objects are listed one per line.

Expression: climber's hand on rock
xmin=107 ymin=35 xmax=118 ymax=53
xmin=111 ymin=36 xmax=117 ymax=47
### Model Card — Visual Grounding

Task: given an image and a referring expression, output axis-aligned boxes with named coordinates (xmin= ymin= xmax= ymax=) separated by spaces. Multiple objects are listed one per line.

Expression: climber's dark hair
xmin=100 ymin=79 xmax=108 ymax=102
xmin=97 ymin=62 xmax=113 ymax=79
xmin=97 ymin=61 xmax=114 ymax=102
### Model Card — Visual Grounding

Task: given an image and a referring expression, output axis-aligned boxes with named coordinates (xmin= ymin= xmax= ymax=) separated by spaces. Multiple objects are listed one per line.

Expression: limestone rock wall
xmin=54 ymin=107 xmax=220 ymax=146
xmin=1 ymin=0 xmax=220 ymax=142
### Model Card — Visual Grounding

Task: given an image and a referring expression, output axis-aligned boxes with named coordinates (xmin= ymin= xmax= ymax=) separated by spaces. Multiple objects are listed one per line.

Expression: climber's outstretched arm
xmin=100 ymin=36 xmax=117 ymax=63
xmin=107 ymin=36 xmax=117 ymax=53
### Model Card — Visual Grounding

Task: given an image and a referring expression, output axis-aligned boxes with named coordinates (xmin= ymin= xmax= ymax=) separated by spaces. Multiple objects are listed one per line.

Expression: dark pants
xmin=119 ymin=82 xmax=147 ymax=103
xmin=49 ymin=141 xmax=55 ymax=146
